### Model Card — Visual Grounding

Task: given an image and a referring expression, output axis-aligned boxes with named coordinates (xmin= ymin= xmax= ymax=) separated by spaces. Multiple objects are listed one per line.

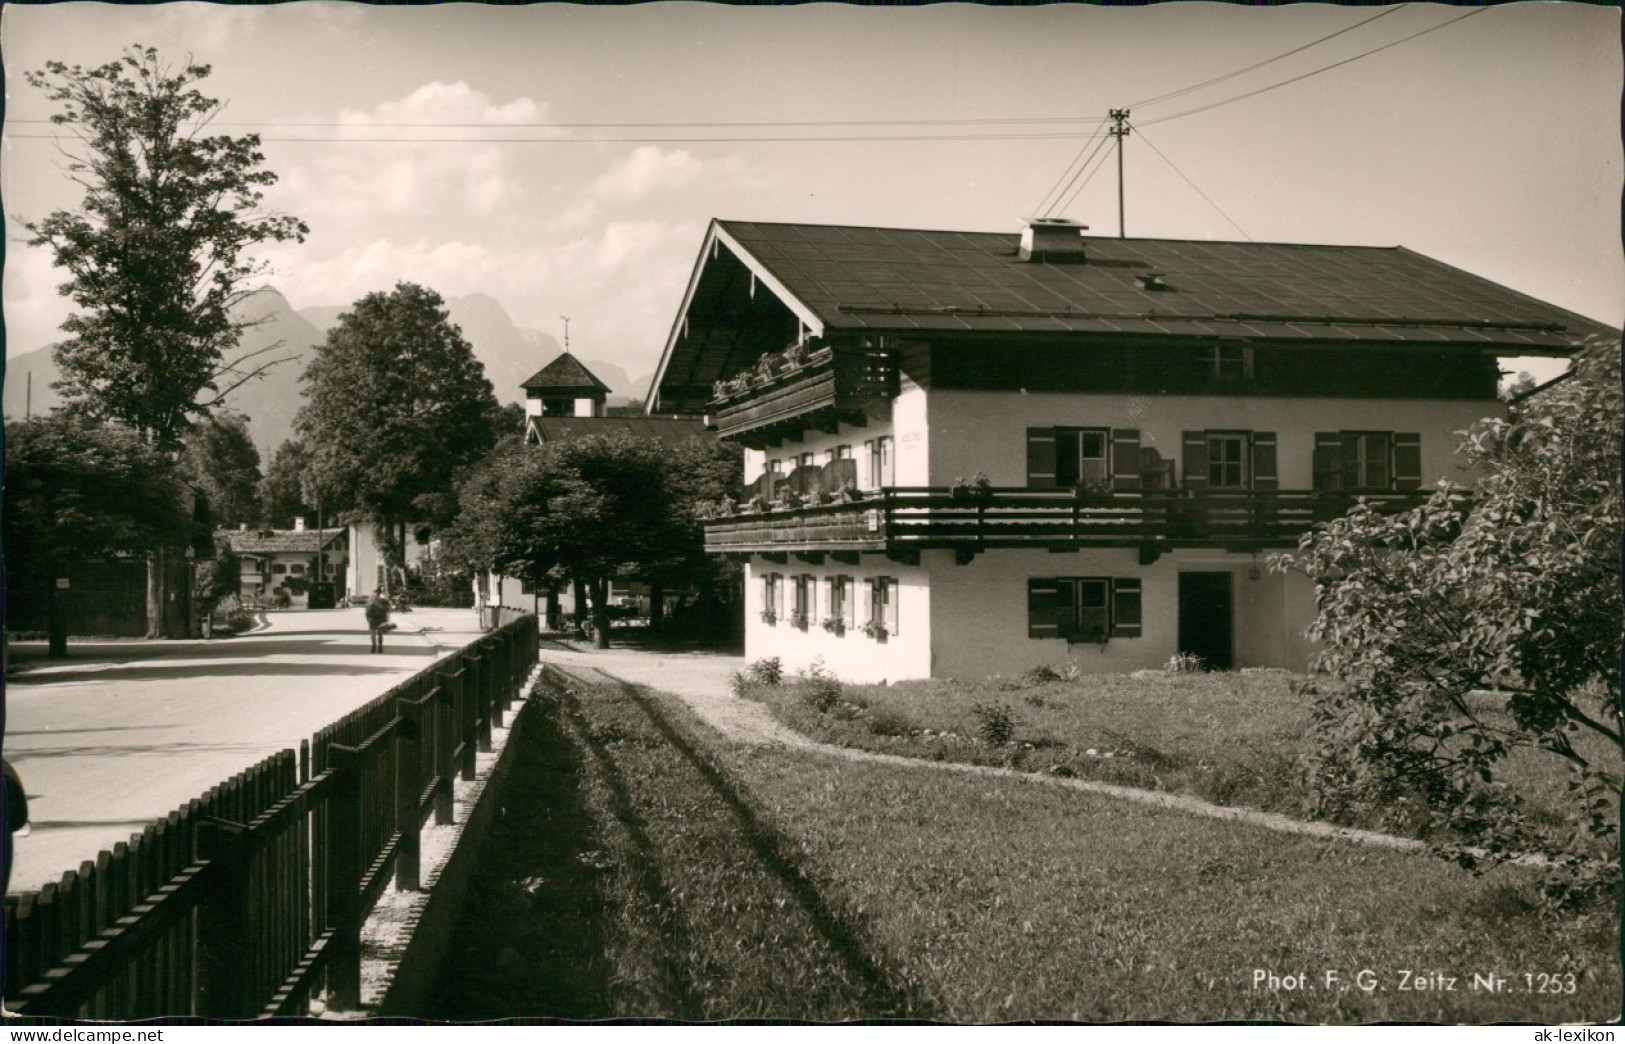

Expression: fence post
xmin=435 ymin=671 xmax=459 ymax=824
xmin=490 ymin=632 xmax=510 ymax=730
xmin=197 ymin=818 xmax=252 ymax=1020
xmin=477 ymin=640 xmax=496 ymax=749
xmin=462 ymin=650 xmax=484 ymax=773
xmin=395 ymin=697 xmax=424 ymax=892
xmin=325 ymin=743 xmax=363 ymax=1012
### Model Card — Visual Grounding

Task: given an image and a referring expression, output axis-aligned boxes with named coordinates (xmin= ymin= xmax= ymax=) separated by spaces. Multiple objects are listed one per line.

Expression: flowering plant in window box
xmin=789 ymin=610 xmax=809 ymax=630
xmin=744 ymin=495 xmax=768 ymax=514
xmin=860 ymin=619 xmax=888 ymax=641
xmin=783 ymin=340 xmax=809 ymax=369
xmin=777 ymin=489 xmax=805 ymax=510
xmin=834 ymin=482 xmax=864 ymax=503
xmin=821 ymin=617 xmax=846 ymax=636
xmin=760 ymin=608 xmax=778 ymax=625
xmin=949 ymin=472 xmax=995 ymax=505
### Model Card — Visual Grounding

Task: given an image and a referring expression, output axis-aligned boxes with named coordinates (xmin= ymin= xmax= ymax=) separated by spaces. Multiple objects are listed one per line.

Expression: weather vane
xmin=560 ymin=316 xmax=571 ymax=353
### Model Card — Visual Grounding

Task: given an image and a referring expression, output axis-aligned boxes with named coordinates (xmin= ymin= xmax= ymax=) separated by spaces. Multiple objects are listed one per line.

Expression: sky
xmin=3 ymin=1 xmax=1620 ymax=387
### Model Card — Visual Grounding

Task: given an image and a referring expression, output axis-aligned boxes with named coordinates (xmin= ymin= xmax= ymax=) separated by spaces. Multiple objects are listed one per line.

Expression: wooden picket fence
xmin=3 ymin=614 xmax=539 ymax=1020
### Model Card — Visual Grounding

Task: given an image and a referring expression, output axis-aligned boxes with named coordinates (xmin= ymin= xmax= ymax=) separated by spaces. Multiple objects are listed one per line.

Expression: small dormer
xmin=521 ymin=353 xmax=612 ymax=418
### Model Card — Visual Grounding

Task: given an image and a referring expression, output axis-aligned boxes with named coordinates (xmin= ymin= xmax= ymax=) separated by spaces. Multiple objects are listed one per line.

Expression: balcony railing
xmin=710 ymin=344 xmax=898 ymax=443
xmin=703 ymin=486 xmax=1434 ymax=555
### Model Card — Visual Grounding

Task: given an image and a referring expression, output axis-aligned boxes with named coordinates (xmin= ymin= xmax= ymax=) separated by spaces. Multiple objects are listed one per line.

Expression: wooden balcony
xmin=703 ymin=487 xmax=1434 ymax=557
xmin=711 ymin=345 xmax=898 ymax=445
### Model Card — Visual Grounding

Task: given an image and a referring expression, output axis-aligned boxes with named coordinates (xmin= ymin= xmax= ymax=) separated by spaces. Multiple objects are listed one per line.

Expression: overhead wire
xmin=1126 ymin=120 xmax=1251 ymax=241
xmin=1052 ymin=133 xmax=1118 ymax=217
xmin=1029 ymin=116 xmax=1109 ymax=218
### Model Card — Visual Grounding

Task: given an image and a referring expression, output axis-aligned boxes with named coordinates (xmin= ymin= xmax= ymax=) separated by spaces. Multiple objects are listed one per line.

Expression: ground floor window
xmin=823 ymin=576 xmax=854 ymax=635
xmin=761 ymin=573 xmax=781 ymax=625
xmin=865 ymin=577 xmax=898 ymax=640
xmin=1028 ymin=577 xmax=1142 ymax=642
xmin=791 ymin=575 xmax=811 ymax=630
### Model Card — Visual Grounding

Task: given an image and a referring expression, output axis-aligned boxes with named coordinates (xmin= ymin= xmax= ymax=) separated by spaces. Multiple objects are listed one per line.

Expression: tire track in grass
xmin=550 ymin=665 xmax=922 ymax=1019
xmin=553 ymin=677 xmax=707 ymax=1022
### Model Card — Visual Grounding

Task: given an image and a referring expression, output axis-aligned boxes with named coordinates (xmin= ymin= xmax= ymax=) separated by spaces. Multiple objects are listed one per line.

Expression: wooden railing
xmin=712 ymin=345 xmax=897 ymax=442
xmin=3 ymin=615 xmax=540 ymax=1020
xmin=704 ymin=487 xmax=1433 ymax=554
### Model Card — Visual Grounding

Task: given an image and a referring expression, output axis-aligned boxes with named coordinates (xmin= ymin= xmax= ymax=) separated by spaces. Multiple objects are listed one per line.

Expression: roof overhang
xmin=644 ymin=220 xmax=827 ymax=415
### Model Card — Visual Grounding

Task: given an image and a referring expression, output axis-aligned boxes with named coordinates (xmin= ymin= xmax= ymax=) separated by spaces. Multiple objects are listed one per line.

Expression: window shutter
xmin=1182 ymin=432 xmax=1209 ymax=493
xmin=1111 ymin=578 xmax=1142 ymax=638
xmin=1312 ymin=433 xmax=1343 ymax=493
xmin=1250 ymin=432 xmax=1278 ymax=491
xmin=1393 ymin=433 xmax=1422 ymax=491
xmin=858 ymin=578 xmax=871 ymax=629
xmin=1026 ymin=428 xmax=1057 ymax=488
xmin=884 ymin=578 xmax=899 ymax=636
xmin=843 ymin=578 xmax=856 ymax=628
xmin=1028 ymin=579 xmax=1061 ymax=639
xmin=1111 ymin=429 xmax=1142 ymax=491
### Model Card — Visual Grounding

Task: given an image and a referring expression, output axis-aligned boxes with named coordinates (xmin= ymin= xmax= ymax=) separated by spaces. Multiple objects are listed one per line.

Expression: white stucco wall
xmin=743 ymin=556 xmax=930 ymax=683
xmin=923 ymin=390 xmax=1503 ymax=490
xmin=741 ymin=382 xmax=928 ymax=489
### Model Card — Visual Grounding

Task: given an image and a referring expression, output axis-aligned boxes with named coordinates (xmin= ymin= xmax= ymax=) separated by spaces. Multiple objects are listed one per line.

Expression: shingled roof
xmin=528 ymin=416 xmax=709 ymax=443
xmin=521 ymin=353 xmax=613 ymax=395
xmin=707 ymin=220 xmax=1614 ymax=349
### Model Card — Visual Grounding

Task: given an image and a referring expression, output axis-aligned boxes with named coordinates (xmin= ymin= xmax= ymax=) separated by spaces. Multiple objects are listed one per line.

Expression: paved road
xmin=4 ymin=606 xmax=487 ymax=895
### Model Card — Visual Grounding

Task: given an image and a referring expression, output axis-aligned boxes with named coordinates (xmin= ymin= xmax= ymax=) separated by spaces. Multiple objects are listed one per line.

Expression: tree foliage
xmin=259 ymin=438 xmax=314 ymax=530
xmin=295 ymin=282 xmax=500 ymax=579
xmin=4 ymin=416 xmax=202 ymax=654
xmin=180 ymin=411 xmax=262 ymax=528
xmin=444 ymin=431 xmax=734 ymax=647
xmin=1278 ymin=339 xmax=1622 ymax=908
xmin=25 ymin=46 xmax=307 ymax=450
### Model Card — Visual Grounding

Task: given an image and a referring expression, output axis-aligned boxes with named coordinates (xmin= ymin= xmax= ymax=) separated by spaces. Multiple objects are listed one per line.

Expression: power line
xmin=3 ymin=114 xmax=1108 ymax=130
xmin=1129 ymin=6 xmax=1403 ymax=111
xmin=1053 ymin=132 xmax=1118 ymax=217
xmin=1138 ymin=7 xmax=1491 ymax=130
xmin=1030 ymin=116 xmax=1109 ymax=217
xmin=7 ymin=129 xmax=1118 ymax=145
xmin=1127 ymin=120 xmax=1251 ymax=241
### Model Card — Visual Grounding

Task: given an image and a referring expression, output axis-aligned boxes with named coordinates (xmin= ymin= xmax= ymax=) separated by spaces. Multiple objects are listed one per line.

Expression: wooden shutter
xmin=1312 ymin=432 xmax=1343 ymax=493
xmin=857 ymin=578 xmax=871 ymax=630
xmin=1111 ymin=429 xmax=1142 ymax=491
xmin=1026 ymin=428 xmax=1057 ymax=488
xmin=884 ymin=578 xmax=899 ymax=636
xmin=1182 ymin=432 xmax=1209 ymax=493
xmin=1393 ymin=433 xmax=1422 ymax=490
xmin=842 ymin=577 xmax=856 ymax=628
xmin=1250 ymin=432 xmax=1278 ymax=491
xmin=1111 ymin=578 xmax=1142 ymax=638
xmin=1028 ymin=579 xmax=1061 ymax=639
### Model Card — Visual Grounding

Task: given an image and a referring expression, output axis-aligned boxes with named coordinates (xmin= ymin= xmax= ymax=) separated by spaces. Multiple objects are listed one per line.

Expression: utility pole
xmin=1109 ymin=108 xmax=1131 ymax=239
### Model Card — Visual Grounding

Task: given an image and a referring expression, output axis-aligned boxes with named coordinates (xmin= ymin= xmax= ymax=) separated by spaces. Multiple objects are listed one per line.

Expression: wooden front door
xmin=1178 ymin=572 xmax=1234 ymax=670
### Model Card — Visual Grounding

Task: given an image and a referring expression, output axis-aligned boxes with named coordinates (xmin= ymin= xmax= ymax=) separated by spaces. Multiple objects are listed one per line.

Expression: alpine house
xmin=645 ymin=218 xmax=1614 ymax=681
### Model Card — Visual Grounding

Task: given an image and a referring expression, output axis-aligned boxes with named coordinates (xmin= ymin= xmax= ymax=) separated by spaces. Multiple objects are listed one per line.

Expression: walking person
xmin=4 ymin=758 xmax=29 ymax=895
xmin=365 ymin=589 xmax=392 ymax=653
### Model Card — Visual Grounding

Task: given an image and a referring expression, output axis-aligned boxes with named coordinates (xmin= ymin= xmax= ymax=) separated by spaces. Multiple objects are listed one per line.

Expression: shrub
xmin=1021 ymin=663 xmax=1078 ymax=686
xmin=971 ymin=702 xmax=1017 ymax=746
xmin=1164 ymin=652 xmax=1206 ymax=673
xmin=866 ymin=709 xmax=914 ymax=737
xmin=747 ymin=657 xmax=784 ymax=685
xmin=797 ymin=658 xmax=843 ymax=713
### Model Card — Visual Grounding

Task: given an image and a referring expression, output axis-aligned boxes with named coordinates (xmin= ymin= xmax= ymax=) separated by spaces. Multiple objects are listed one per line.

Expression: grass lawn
xmin=432 ymin=669 xmax=1619 ymax=1022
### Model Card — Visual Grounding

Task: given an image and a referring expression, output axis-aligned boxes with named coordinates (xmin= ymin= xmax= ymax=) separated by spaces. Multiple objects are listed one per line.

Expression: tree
xmin=296 ymin=282 xmax=501 ymax=593
xmin=1278 ymin=338 xmax=1622 ymax=908
xmin=25 ymin=45 xmax=307 ymax=636
xmin=180 ymin=412 xmax=262 ymax=528
xmin=445 ymin=431 xmax=698 ymax=647
xmin=25 ymin=46 xmax=308 ymax=449
xmin=4 ymin=416 xmax=200 ymax=656
xmin=259 ymin=438 xmax=314 ymax=530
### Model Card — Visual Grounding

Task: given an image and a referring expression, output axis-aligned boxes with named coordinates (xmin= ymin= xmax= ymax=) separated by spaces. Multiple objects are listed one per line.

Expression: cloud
xmin=3 ymin=244 xmax=75 ymax=356
xmin=591 ymin=146 xmax=703 ymax=200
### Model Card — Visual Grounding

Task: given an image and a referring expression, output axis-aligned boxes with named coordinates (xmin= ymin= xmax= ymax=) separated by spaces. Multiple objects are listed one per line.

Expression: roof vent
xmin=1136 ymin=272 xmax=1170 ymax=292
xmin=1020 ymin=218 xmax=1089 ymax=263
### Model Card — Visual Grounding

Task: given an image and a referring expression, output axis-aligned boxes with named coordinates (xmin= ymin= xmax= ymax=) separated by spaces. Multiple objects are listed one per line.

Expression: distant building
xmin=219 ymin=519 xmax=348 ymax=608
xmin=646 ymin=217 xmax=1615 ymax=681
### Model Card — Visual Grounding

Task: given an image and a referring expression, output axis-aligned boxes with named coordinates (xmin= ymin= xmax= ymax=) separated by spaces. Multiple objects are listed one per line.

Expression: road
xmin=3 ymin=606 xmax=487 ymax=895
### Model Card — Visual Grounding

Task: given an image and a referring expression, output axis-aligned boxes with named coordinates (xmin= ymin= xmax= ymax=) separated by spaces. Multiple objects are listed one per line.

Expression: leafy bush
xmin=971 ymin=702 xmax=1017 ymax=745
xmin=798 ymin=658 xmax=843 ymax=714
xmin=865 ymin=709 xmax=915 ymax=738
xmin=747 ymin=657 xmax=784 ymax=685
xmin=1164 ymin=652 xmax=1206 ymax=673
xmin=1021 ymin=663 xmax=1078 ymax=686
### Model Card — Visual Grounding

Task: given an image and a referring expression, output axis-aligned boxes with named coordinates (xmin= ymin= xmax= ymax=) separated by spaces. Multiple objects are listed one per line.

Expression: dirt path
xmin=540 ymin=643 xmax=1428 ymax=856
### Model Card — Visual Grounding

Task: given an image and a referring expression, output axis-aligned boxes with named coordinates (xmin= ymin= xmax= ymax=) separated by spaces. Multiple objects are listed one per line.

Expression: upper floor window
xmin=826 ymin=445 xmax=852 ymax=464
xmin=1056 ymin=428 xmax=1111 ymax=489
xmin=1314 ymin=431 xmax=1421 ymax=492
xmin=865 ymin=436 xmax=895 ymax=489
xmin=1027 ymin=427 xmax=1144 ymax=490
xmin=768 ymin=458 xmax=784 ymax=475
xmin=1195 ymin=344 xmax=1253 ymax=382
xmin=1182 ymin=430 xmax=1277 ymax=493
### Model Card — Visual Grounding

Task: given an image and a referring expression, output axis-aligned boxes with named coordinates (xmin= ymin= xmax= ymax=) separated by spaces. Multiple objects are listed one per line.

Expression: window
xmin=798 ymin=452 xmax=816 ymax=468
xmin=290 ymin=563 xmax=306 ymax=574
xmin=865 ymin=436 xmax=895 ymax=489
xmin=272 ymin=563 xmax=288 ymax=575
xmin=1195 ymin=344 xmax=1252 ymax=381
xmin=1206 ymin=433 xmax=1248 ymax=490
xmin=792 ymin=575 xmax=811 ymax=630
xmin=826 ymin=576 xmax=854 ymax=635
xmin=1313 ymin=431 xmax=1421 ymax=492
xmin=826 ymin=445 xmax=852 ymax=465
xmin=1055 ymin=428 xmax=1111 ymax=489
xmin=867 ymin=577 xmax=899 ymax=639
xmin=762 ymin=573 xmax=780 ymax=625
xmin=1028 ymin=577 xmax=1142 ymax=642
xmin=768 ymin=458 xmax=784 ymax=475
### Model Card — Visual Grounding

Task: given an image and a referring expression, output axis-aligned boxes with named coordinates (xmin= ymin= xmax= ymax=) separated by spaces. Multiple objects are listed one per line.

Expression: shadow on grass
xmin=425 ymin=696 xmax=618 ymax=1020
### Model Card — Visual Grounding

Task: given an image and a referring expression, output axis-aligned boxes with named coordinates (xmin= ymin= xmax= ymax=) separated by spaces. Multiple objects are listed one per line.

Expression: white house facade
xmin=646 ymin=219 xmax=1611 ymax=682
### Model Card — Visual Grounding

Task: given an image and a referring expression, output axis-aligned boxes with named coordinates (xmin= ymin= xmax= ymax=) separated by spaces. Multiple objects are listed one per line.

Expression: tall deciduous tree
xmin=259 ymin=438 xmax=315 ymax=530
xmin=445 ymin=432 xmax=704 ymax=647
xmin=180 ymin=412 xmax=262 ymax=528
xmin=296 ymin=282 xmax=500 ymax=591
xmin=25 ymin=46 xmax=306 ymax=636
xmin=25 ymin=46 xmax=308 ymax=448
xmin=1279 ymin=338 xmax=1622 ymax=908
xmin=4 ymin=416 xmax=200 ymax=656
